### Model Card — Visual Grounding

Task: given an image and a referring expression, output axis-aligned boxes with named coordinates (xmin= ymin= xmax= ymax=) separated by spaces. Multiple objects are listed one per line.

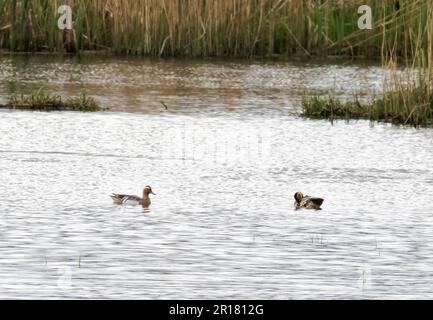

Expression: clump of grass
xmin=67 ymin=92 xmax=101 ymax=111
xmin=301 ymin=96 xmax=366 ymax=119
xmin=301 ymin=84 xmax=433 ymax=127
xmin=0 ymin=88 xmax=101 ymax=111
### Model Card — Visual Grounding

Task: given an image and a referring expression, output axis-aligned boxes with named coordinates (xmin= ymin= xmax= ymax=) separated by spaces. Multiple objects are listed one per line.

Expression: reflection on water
xmin=1 ymin=56 xmax=433 ymax=299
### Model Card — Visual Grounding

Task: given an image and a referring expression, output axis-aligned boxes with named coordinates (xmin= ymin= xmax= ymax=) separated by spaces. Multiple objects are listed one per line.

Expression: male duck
xmin=294 ymin=192 xmax=324 ymax=210
xmin=111 ymin=186 xmax=155 ymax=208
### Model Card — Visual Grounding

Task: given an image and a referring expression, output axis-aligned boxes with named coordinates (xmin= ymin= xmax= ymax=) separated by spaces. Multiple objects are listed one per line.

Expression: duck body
xmin=111 ymin=194 xmax=148 ymax=206
xmin=294 ymin=192 xmax=324 ymax=210
xmin=111 ymin=186 xmax=155 ymax=208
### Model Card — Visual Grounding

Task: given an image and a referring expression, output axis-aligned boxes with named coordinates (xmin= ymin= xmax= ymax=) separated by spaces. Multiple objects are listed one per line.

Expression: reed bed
xmin=0 ymin=0 xmax=427 ymax=59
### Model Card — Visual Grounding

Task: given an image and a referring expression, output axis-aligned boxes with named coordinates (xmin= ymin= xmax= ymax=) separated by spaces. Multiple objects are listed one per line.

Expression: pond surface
xmin=0 ymin=56 xmax=433 ymax=299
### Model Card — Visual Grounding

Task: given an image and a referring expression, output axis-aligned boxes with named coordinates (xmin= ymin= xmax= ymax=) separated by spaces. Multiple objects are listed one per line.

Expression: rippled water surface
xmin=1 ymin=56 xmax=433 ymax=299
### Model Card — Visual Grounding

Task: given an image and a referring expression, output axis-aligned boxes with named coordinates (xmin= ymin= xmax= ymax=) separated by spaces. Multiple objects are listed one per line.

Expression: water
xmin=1 ymin=56 xmax=433 ymax=299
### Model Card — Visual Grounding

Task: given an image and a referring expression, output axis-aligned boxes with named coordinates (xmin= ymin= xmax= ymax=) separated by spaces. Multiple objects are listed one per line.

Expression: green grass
xmin=0 ymin=88 xmax=101 ymax=111
xmin=301 ymin=96 xmax=367 ymax=119
xmin=302 ymin=84 xmax=433 ymax=127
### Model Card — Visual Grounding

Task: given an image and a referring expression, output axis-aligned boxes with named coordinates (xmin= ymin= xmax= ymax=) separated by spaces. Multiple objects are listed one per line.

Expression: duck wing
xmin=111 ymin=194 xmax=141 ymax=204
xmin=111 ymin=193 xmax=127 ymax=200
xmin=304 ymin=196 xmax=324 ymax=207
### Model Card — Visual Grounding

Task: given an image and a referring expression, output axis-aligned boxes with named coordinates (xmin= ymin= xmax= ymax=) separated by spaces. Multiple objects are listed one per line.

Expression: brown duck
xmin=294 ymin=192 xmax=324 ymax=210
xmin=111 ymin=186 xmax=155 ymax=208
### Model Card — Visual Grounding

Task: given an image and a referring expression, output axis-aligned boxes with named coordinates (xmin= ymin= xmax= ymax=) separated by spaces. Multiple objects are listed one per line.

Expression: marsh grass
xmin=0 ymin=0 xmax=427 ymax=59
xmin=0 ymin=88 xmax=101 ymax=111
xmin=302 ymin=83 xmax=433 ymax=126
xmin=301 ymin=0 xmax=433 ymax=126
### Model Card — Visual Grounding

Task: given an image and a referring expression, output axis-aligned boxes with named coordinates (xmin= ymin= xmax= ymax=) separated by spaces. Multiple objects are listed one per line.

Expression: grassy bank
xmin=0 ymin=0 xmax=427 ymax=59
xmin=0 ymin=89 xmax=101 ymax=111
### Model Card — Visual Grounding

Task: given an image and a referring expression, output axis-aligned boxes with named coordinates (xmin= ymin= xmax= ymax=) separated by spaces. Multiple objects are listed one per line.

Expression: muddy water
xmin=0 ymin=55 xmax=432 ymax=299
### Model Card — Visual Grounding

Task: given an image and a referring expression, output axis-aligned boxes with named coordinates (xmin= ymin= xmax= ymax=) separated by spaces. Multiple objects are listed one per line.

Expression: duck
xmin=111 ymin=186 xmax=155 ymax=208
xmin=294 ymin=192 xmax=324 ymax=210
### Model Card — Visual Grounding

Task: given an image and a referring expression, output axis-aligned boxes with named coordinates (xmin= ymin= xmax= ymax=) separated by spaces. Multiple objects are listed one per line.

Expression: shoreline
xmin=0 ymin=49 xmax=383 ymax=63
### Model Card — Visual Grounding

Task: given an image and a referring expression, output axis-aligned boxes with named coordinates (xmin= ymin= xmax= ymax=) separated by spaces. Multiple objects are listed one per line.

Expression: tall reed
xmin=0 ymin=0 xmax=429 ymax=59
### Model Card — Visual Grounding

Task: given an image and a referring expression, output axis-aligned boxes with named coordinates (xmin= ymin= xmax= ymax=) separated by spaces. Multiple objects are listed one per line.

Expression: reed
xmin=0 ymin=0 xmax=428 ymax=59
xmin=302 ymin=0 xmax=433 ymax=126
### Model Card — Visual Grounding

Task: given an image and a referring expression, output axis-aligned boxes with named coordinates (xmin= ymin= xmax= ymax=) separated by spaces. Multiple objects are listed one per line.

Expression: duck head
xmin=143 ymin=185 xmax=156 ymax=196
xmin=294 ymin=192 xmax=303 ymax=203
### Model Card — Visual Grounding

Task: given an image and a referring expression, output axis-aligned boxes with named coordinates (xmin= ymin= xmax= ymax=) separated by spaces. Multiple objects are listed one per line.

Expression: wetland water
xmin=1 ymin=56 xmax=433 ymax=299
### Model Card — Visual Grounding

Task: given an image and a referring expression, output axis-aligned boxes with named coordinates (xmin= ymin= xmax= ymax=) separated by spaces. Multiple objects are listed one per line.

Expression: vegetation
xmin=0 ymin=88 xmax=101 ymax=111
xmin=0 ymin=0 xmax=425 ymax=59
xmin=302 ymin=87 xmax=433 ymax=126
xmin=1 ymin=0 xmax=433 ymax=124
xmin=301 ymin=0 xmax=433 ymax=126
